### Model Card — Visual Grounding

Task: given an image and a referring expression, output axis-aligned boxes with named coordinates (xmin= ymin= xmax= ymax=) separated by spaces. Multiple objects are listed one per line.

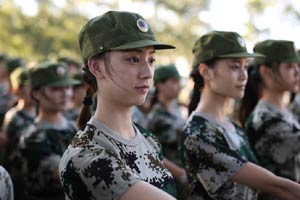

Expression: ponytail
xmin=239 ymin=63 xmax=262 ymax=127
xmin=77 ymin=62 xmax=98 ymax=130
xmin=188 ymin=58 xmax=218 ymax=115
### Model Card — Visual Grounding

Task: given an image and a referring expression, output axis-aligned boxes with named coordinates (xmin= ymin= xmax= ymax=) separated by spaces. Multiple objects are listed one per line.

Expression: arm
xmin=163 ymin=158 xmax=188 ymax=183
xmin=232 ymin=162 xmax=300 ymax=200
xmin=121 ymin=181 xmax=176 ymax=200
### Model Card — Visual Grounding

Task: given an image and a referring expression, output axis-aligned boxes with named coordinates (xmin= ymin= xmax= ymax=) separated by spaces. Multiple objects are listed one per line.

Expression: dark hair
xmin=188 ymin=58 xmax=218 ymax=115
xmin=239 ymin=61 xmax=281 ymax=127
xmin=77 ymin=53 xmax=107 ymax=129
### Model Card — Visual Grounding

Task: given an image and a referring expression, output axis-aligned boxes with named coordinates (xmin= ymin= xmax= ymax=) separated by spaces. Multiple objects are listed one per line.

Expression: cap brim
xmin=283 ymin=57 xmax=300 ymax=63
xmin=47 ymin=79 xmax=81 ymax=87
xmin=110 ymin=40 xmax=175 ymax=51
xmin=219 ymin=52 xmax=264 ymax=58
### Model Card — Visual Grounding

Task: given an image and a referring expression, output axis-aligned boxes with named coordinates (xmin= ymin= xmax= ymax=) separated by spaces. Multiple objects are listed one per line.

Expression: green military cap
xmin=192 ymin=31 xmax=263 ymax=67
xmin=72 ymin=72 xmax=84 ymax=86
xmin=57 ymin=56 xmax=81 ymax=68
xmin=154 ymin=64 xmax=181 ymax=85
xmin=29 ymin=61 xmax=80 ymax=89
xmin=6 ymin=57 xmax=26 ymax=74
xmin=253 ymin=40 xmax=300 ymax=64
xmin=79 ymin=11 xmax=175 ymax=63
xmin=10 ymin=67 xmax=29 ymax=91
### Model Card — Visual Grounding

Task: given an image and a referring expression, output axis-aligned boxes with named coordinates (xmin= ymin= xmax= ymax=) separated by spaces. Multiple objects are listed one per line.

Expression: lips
xmin=135 ymin=85 xmax=149 ymax=93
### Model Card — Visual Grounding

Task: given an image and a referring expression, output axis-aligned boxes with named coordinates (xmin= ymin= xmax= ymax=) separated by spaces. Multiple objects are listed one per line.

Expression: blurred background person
xmin=17 ymin=61 xmax=79 ymax=200
xmin=2 ymin=66 xmax=35 ymax=200
xmin=64 ymin=72 xmax=85 ymax=123
xmin=241 ymin=40 xmax=300 ymax=200
xmin=147 ymin=64 xmax=188 ymax=199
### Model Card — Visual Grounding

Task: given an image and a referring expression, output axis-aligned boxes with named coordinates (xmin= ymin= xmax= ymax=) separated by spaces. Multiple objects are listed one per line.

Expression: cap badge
xmin=137 ymin=18 xmax=149 ymax=32
xmin=56 ymin=66 xmax=66 ymax=76
xmin=238 ymin=37 xmax=246 ymax=48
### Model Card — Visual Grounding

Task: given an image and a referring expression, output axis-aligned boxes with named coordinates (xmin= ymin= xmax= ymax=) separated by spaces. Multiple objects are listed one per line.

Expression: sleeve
xmin=0 ymin=165 xmax=14 ymax=200
xmin=183 ymin=131 xmax=246 ymax=195
xmin=59 ymin=148 xmax=141 ymax=200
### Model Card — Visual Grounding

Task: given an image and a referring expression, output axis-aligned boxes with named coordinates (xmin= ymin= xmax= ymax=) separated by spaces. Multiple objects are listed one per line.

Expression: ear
xmin=259 ymin=65 xmax=272 ymax=79
xmin=87 ymin=58 xmax=105 ymax=79
xmin=198 ymin=63 xmax=212 ymax=81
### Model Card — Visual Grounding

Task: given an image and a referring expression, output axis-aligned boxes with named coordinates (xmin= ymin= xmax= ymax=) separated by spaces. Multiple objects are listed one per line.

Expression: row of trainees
xmin=57 ymin=10 xmax=300 ymax=200
xmin=1 ymin=10 xmax=300 ymax=200
xmin=0 ymin=60 xmax=86 ymax=200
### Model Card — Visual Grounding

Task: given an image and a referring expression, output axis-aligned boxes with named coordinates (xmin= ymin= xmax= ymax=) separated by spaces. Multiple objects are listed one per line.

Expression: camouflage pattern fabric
xmin=0 ymin=165 xmax=13 ymax=200
xmin=181 ymin=112 xmax=258 ymax=200
xmin=3 ymin=107 xmax=34 ymax=168
xmin=246 ymin=100 xmax=300 ymax=182
xmin=17 ymin=118 xmax=77 ymax=198
xmin=147 ymin=102 xmax=185 ymax=164
xmin=59 ymin=117 xmax=177 ymax=200
xmin=289 ymin=93 xmax=300 ymax=123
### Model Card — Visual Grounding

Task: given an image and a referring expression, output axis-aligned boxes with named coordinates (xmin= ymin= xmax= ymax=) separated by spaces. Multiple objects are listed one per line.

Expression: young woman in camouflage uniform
xmin=181 ymin=31 xmax=300 ymax=200
xmin=147 ymin=64 xmax=188 ymax=199
xmin=18 ymin=61 xmax=79 ymax=200
xmin=2 ymin=67 xmax=35 ymax=200
xmin=289 ymin=49 xmax=300 ymax=122
xmin=240 ymin=40 xmax=300 ymax=199
xmin=59 ymin=11 xmax=177 ymax=200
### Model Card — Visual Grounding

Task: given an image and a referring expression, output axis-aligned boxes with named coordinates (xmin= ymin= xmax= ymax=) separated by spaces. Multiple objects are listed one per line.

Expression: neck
xmin=94 ymin=95 xmax=135 ymax=139
xmin=37 ymin=110 xmax=64 ymax=126
xmin=195 ymin=87 xmax=229 ymax=123
xmin=261 ymin=88 xmax=286 ymax=110
xmin=157 ymin=93 xmax=174 ymax=112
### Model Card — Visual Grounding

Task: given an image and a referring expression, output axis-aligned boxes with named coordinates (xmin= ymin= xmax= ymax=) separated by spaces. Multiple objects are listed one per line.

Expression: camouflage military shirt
xmin=0 ymin=165 xmax=13 ymax=200
xmin=59 ymin=116 xmax=176 ymax=200
xmin=289 ymin=93 xmax=300 ymax=122
xmin=18 ymin=118 xmax=77 ymax=198
xmin=147 ymin=102 xmax=185 ymax=164
xmin=181 ymin=112 xmax=258 ymax=200
xmin=246 ymin=100 xmax=300 ymax=181
xmin=3 ymin=107 xmax=35 ymax=168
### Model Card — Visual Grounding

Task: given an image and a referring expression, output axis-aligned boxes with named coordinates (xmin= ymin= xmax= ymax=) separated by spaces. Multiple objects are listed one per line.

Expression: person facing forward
xmin=59 ymin=11 xmax=177 ymax=200
xmin=181 ymin=31 xmax=300 ymax=200
xmin=18 ymin=61 xmax=79 ymax=200
xmin=240 ymin=40 xmax=300 ymax=199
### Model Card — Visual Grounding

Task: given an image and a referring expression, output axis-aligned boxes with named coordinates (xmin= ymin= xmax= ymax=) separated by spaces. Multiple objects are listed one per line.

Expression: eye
xmin=149 ymin=58 xmax=156 ymax=65
xmin=128 ymin=57 xmax=139 ymax=63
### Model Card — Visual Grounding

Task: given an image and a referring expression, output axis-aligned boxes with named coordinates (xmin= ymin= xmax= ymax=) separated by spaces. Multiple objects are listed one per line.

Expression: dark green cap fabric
xmin=57 ymin=56 xmax=81 ymax=68
xmin=29 ymin=61 xmax=80 ymax=89
xmin=6 ymin=57 xmax=26 ymax=74
xmin=79 ymin=11 xmax=175 ymax=63
xmin=10 ymin=67 xmax=29 ymax=90
xmin=253 ymin=40 xmax=300 ymax=64
xmin=192 ymin=31 xmax=263 ymax=67
xmin=154 ymin=64 xmax=181 ymax=85
xmin=72 ymin=72 xmax=84 ymax=86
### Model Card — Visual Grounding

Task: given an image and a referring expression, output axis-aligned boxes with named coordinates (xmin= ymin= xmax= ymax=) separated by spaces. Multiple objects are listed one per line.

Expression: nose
xmin=139 ymin=61 xmax=153 ymax=80
xmin=239 ymin=67 xmax=248 ymax=81
xmin=63 ymin=86 xmax=73 ymax=97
